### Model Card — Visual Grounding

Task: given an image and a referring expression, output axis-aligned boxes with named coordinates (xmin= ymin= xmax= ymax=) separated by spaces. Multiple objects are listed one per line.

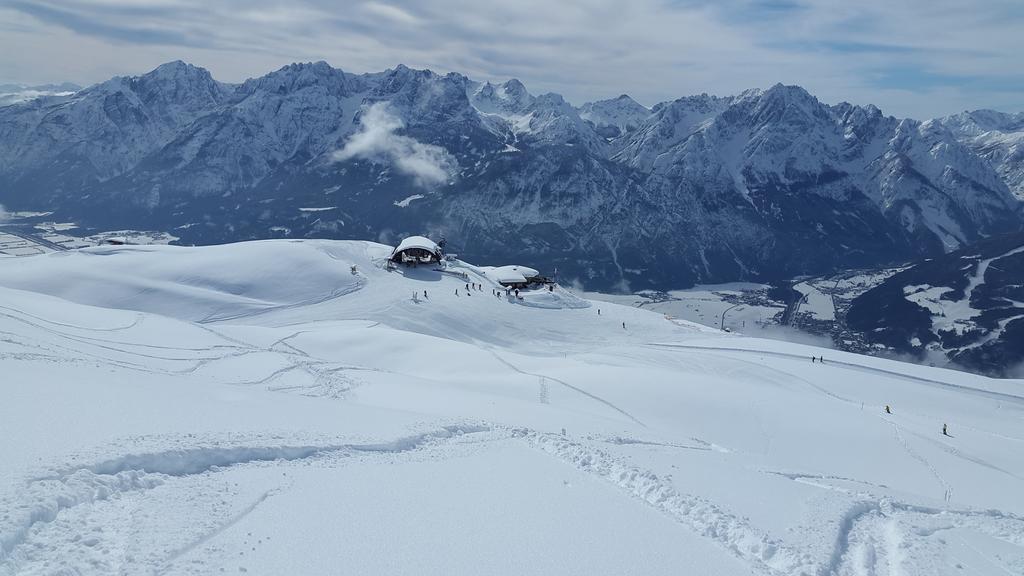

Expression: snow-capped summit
xmin=242 ymin=61 xmax=348 ymax=94
xmin=577 ymin=94 xmax=650 ymax=138
xmin=469 ymin=78 xmax=533 ymax=116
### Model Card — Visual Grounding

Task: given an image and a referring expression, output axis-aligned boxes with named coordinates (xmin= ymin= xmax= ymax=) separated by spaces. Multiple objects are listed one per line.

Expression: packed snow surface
xmin=1 ymin=240 xmax=1022 ymax=576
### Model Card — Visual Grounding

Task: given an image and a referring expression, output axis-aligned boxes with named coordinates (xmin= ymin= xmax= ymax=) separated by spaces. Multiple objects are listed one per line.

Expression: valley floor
xmin=1 ymin=240 xmax=1022 ymax=575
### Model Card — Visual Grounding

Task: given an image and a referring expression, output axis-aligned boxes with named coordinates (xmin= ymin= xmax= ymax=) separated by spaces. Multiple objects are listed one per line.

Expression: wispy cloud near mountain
xmin=333 ymin=102 xmax=457 ymax=188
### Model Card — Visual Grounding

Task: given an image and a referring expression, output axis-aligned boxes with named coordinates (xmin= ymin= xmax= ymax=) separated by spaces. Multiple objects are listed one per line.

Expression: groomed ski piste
xmin=1 ymin=240 xmax=1022 ymax=575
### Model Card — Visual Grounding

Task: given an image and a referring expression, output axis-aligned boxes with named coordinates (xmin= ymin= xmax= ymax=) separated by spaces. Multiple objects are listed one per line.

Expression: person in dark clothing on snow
xmin=455 ymin=289 xmax=459 ymax=296
xmin=812 ymin=356 xmax=816 ymax=363
xmin=943 ymin=423 xmax=949 ymax=436
xmin=885 ymin=405 xmax=891 ymax=414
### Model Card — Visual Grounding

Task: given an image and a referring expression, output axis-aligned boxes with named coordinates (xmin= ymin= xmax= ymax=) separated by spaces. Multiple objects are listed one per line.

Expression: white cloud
xmin=333 ymin=102 xmax=457 ymax=188
xmin=361 ymin=2 xmax=420 ymax=26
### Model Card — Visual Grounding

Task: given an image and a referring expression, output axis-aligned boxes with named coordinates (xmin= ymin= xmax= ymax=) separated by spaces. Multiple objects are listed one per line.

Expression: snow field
xmin=1 ymin=239 xmax=1022 ymax=575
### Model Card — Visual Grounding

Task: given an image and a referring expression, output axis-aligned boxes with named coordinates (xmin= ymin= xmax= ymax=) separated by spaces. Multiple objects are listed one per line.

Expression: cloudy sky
xmin=1 ymin=0 xmax=1021 ymax=118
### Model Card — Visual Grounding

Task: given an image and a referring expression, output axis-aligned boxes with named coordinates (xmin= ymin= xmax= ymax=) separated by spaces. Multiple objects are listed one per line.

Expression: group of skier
xmin=450 ymin=280 xmax=531 ymax=301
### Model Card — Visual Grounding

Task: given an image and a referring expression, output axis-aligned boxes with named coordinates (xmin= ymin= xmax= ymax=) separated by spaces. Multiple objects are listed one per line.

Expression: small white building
xmin=390 ymin=236 xmax=442 ymax=264
xmin=481 ymin=265 xmax=549 ymax=288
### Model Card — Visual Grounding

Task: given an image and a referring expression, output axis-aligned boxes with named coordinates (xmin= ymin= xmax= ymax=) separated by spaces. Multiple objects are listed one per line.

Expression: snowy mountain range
xmin=1 ymin=61 xmax=1022 ymax=289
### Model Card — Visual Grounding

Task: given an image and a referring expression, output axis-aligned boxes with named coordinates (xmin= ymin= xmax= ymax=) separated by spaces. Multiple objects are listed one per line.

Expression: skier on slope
xmin=943 ymin=423 xmax=949 ymax=436
xmin=885 ymin=405 xmax=891 ymax=414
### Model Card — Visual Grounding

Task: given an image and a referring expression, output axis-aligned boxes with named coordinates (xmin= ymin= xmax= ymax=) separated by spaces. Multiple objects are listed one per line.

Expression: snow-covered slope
xmin=1 ymin=240 xmax=1022 ymax=575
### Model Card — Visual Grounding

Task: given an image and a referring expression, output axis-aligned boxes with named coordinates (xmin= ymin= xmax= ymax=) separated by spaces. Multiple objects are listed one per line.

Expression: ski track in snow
xmin=514 ymin=429 xmax=1024 ymax=576
xmin=885 ymin=417 xmax=954 ymax=504
xmin=0 ymin=303 xmax=379 ymax=400
xmin=488 ymin=349 xmax=647 ymax=427
xmin=4 ymin=419 xmax=1024 ymax=576
xmin=0 ymin=425 xmax=493 ymax=573
xmin=155 ymin=485 xmax=285 ymax=575
xmin=516 ymin=429 xmax=815 ymax=575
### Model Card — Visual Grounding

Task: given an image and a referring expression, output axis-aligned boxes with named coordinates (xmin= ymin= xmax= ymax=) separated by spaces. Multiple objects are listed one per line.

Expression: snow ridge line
xmin=649 ymin=342 xmax=1024 ymax=404
xmin=197 ymin=273 xmax=367 ymax=324
xmin=0 ymin=425 xmax=490 ymax=562
xmin=517 ymin=430 xmax=817 ymax=576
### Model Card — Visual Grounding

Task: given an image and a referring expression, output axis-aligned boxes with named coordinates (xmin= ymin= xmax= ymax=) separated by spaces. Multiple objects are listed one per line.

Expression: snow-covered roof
xmin=482 ymin=265 xmax=540 ymax=284
xmin=391 ymin=236 xmax=440 ymax=256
